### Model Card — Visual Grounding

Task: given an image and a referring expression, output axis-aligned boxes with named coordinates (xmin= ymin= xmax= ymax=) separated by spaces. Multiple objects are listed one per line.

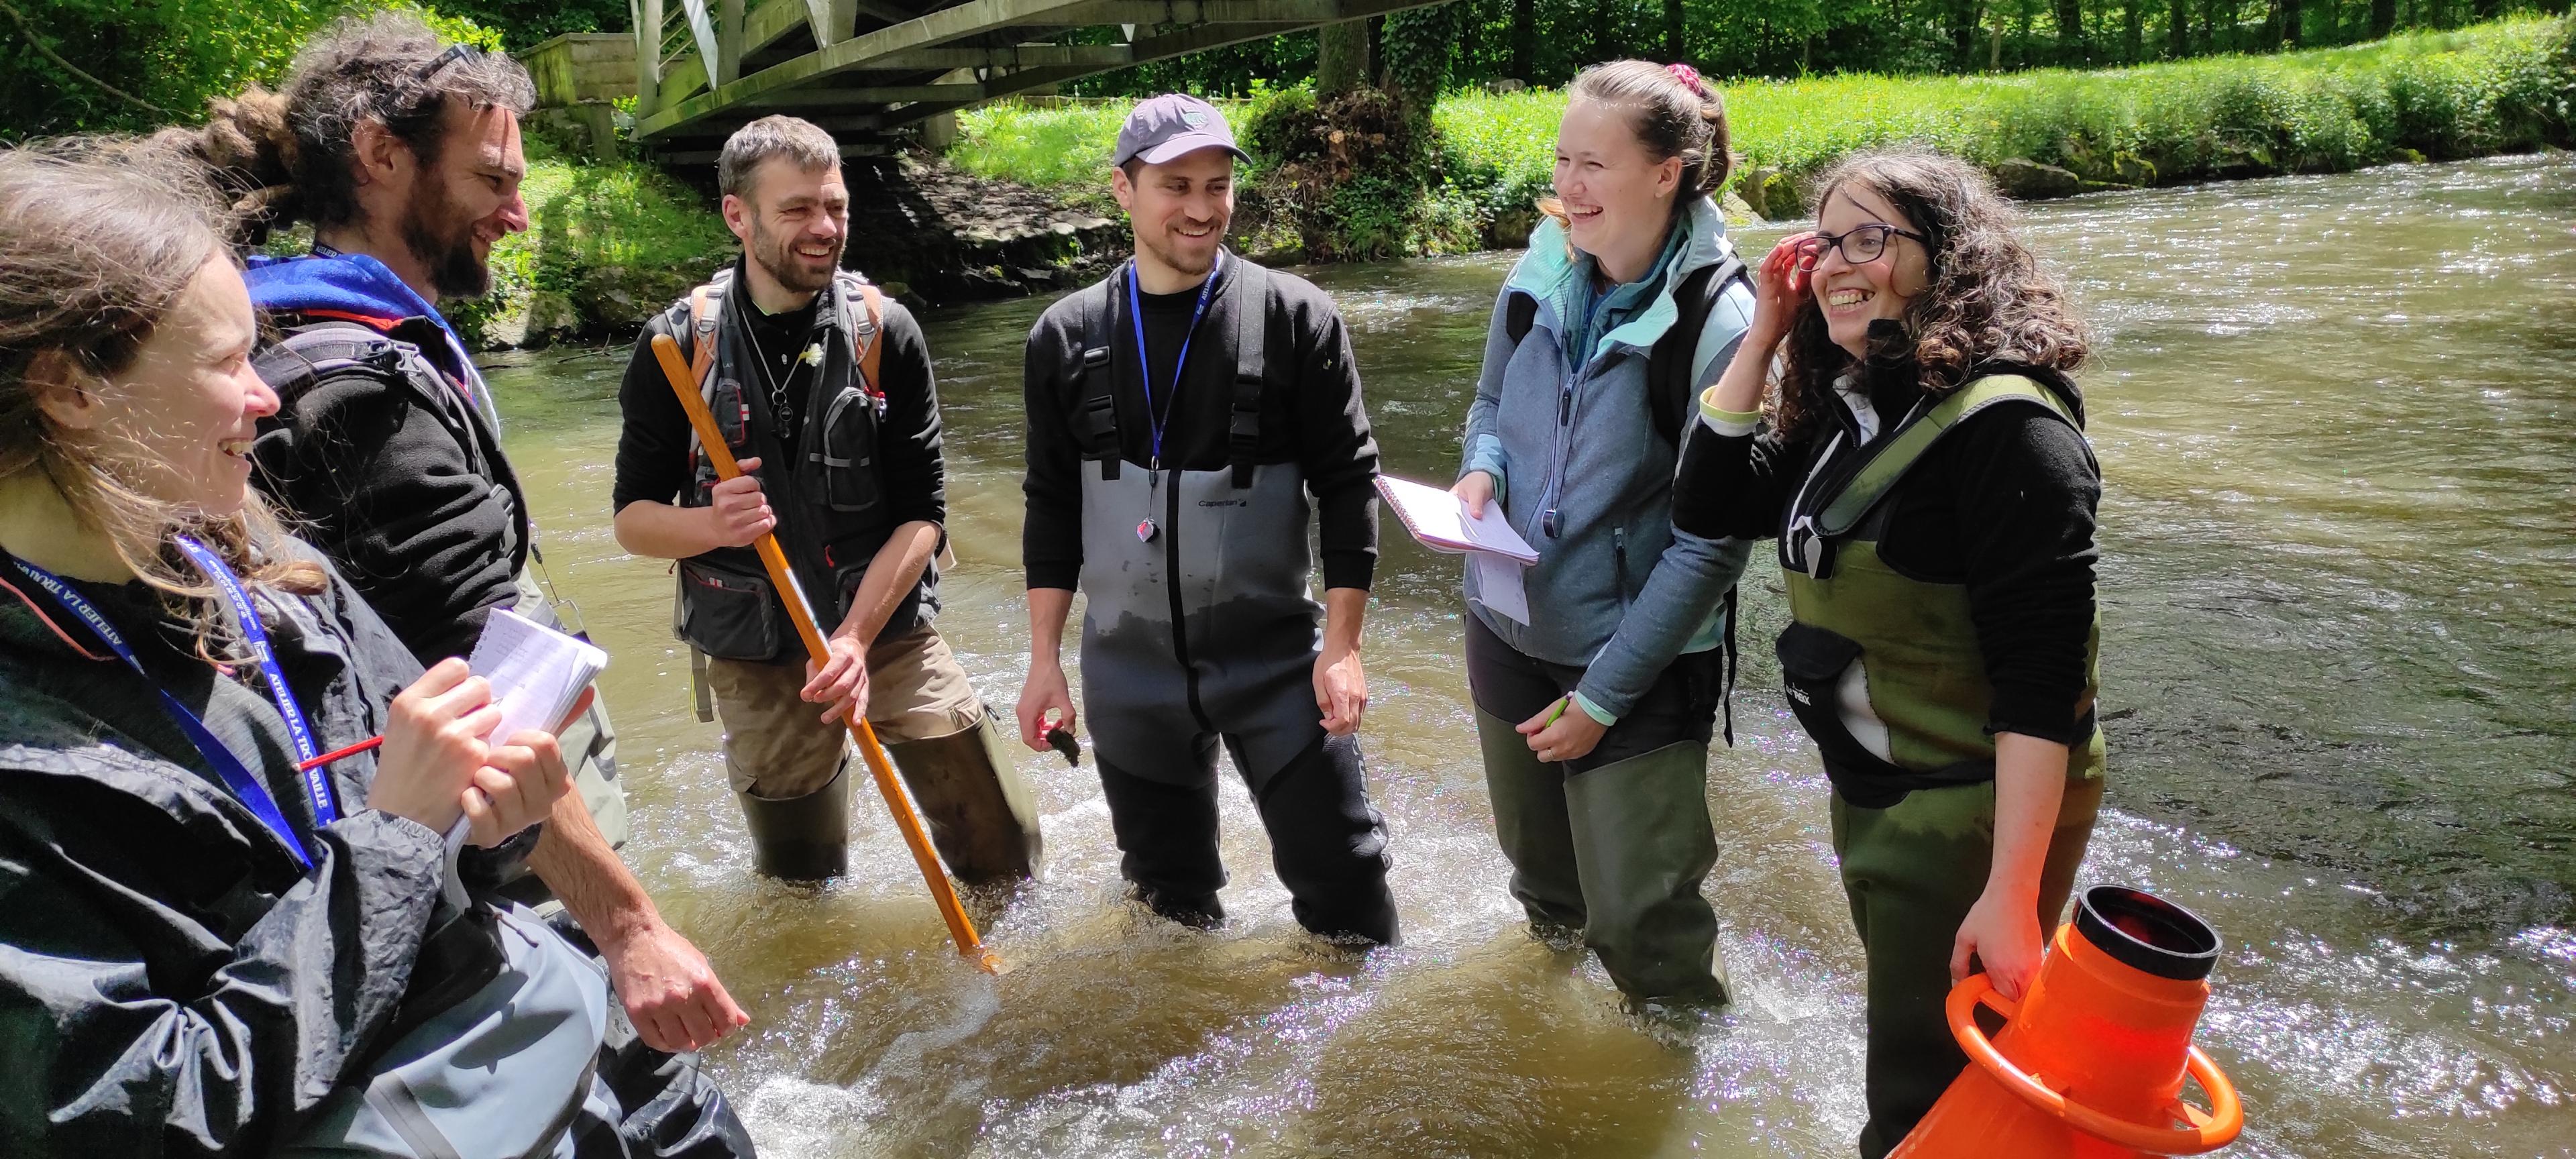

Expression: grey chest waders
xmin=1067 ymin=261 xmax=1326 ymax=793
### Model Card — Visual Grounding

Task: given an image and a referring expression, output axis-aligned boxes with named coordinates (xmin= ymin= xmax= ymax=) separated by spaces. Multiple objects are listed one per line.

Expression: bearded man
xmin=611 ymin=115 xmax=1042 ymax=883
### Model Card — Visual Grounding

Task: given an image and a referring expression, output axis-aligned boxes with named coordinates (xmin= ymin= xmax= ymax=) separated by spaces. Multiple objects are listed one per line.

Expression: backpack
xmin=1505 ymin=253 xmax=1750 ymax=447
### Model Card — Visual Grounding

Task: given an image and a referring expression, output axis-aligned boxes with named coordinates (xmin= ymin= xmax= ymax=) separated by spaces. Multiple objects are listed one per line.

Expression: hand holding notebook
xmin=300 ymin=608 xmax=606 ymax=772
xmin=1377 ymin=475 xmax=1539 ymax=624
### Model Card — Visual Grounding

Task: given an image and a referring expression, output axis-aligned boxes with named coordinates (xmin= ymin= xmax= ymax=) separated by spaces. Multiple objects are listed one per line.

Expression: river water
xmin=480 ymin=153 xmax=2576 ymax=1158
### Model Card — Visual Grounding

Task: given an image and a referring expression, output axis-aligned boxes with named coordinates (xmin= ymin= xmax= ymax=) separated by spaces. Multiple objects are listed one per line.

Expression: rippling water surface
xmin=482 ymin=153 xmax=2576 ymax=1157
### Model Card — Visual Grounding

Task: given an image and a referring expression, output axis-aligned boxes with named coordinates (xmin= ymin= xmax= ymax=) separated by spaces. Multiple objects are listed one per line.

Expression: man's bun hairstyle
xmin=148 ymin=10 xmax=533 ymax=240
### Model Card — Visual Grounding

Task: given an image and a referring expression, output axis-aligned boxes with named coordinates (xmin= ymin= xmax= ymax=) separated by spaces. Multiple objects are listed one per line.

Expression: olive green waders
xmin=1479 ymin=710 xmax=1727 ymax=1003
xmin=1833 ymin=776 xmax=2101 ymax=1158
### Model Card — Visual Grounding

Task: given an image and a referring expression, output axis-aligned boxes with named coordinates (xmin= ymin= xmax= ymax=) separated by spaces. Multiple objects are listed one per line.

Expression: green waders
xmin=1479 ymin=710 xmax=1727 ymax=1003
xmin=735 ymin=759 xmax=853 ymax=881
xmin=1770 ymin=374 xmax=2110 ymax=1156
xmin=1832 ymin=775 xmax=2102 ymax=1158
xmin=884 ymin=714 xmax=1046 ymax=883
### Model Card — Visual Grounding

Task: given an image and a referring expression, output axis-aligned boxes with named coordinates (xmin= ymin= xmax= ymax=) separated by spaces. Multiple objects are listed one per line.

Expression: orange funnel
xmin=1889 ymin=886 xmax=2245 ymax=1158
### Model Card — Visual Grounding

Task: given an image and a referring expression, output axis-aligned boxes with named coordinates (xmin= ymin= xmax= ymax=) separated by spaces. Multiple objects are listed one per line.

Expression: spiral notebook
xmin=1377 ymin=475 xmax=1539 ymax=624
xmin=465 ymin=608 xmax=608 ymax=748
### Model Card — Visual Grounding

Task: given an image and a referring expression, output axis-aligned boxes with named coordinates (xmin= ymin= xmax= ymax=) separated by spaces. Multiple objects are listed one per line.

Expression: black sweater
xmin=612 ymin=290 xmax=945 ymax=536
xmin=1671 ymin=364 xmax=2103 ymax=744
xmin=1022 ymin=258 xmax=1381 ymax=592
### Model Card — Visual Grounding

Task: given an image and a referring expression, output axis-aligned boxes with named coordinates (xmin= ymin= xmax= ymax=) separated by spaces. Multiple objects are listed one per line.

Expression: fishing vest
xmin=665 ymin=267 xmax=925 ymax=667
xmin=1771 ymin=374 xmax=2107 ymax=809
xmin=1057 ymin=259 xmax=1328 ymax=791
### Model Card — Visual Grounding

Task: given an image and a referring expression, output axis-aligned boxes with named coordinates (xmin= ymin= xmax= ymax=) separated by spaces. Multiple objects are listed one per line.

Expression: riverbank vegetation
xmin=957 ymin=14 xmax=2574 ymax=255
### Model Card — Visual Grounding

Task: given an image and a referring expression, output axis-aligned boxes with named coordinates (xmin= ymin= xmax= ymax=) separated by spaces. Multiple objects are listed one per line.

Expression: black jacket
xmin=1021 ymin=256 xmax=1381 ymax=593
xmin=250 ymin=315 xmax=529 ymax=667
xmin=0 ymin=547 xmax=536 ymax=1156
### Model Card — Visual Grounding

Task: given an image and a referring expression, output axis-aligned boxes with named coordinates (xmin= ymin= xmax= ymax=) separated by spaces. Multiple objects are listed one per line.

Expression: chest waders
xmin=1772 ymin=374 xmax=2107 ymax=1159
xmin=1065 ymin=262 xmax=1329 ymax=794
xmin=668 ymin=271 xmax=1040 ymax=882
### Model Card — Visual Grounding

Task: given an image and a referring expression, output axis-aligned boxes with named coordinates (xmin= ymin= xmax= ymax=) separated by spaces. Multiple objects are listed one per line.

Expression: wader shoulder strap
xmin=1815 ymin=375 xmax=2075 ymax=537
xmin=1072 ymin=277 xmax=1120 ymax=481
xmin=1227 ymin=260 xmax=1269 ymax=488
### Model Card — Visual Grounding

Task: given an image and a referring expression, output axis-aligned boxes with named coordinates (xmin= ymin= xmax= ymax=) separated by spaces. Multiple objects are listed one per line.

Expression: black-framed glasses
xmin=1794 ymin=223 xmax=1928 ymax=271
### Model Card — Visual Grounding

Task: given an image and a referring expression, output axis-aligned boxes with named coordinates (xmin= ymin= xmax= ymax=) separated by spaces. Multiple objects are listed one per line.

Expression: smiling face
xmin=725 ymin=155 xmax=851 ymax=296
xmin=1113 ymin=147 xmax=1234 ymax=283
xmin=1810 ymin=182 xmax=1933 ymax=358
xmin=399 ymin=100 xmax=529 ymax=300
xmin=43 ymin=257 xmax=278 ymax=517
xmin=1552 ymin=97 xmax=1682 ymax=281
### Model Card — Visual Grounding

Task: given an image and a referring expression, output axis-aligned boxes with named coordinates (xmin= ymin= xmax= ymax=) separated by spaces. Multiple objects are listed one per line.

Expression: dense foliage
xmin=1068 ymin=0 xmax=2572 ymax=96
xmin=446 ymin=137 xmax=737 ymax=347
xmin=963 ymin=14 xmax=2574 ymax=249
xmin=1 ymin=0 xmax=500 ymax=140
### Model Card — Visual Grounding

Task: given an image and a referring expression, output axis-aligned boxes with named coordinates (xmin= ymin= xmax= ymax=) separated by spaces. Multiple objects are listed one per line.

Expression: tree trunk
xmin=2471 ymin=0 xmax=2501 ymax=19
xmin=1952 ymin=0 xmax=1984 ymax=62
xmin=1508 ymin=0 xmax=1534 ymax=80
xmin=1317 ymin=18 xmax=1371 ymax=95
xmin=2055 ymin=0 xmax=2087 ymax=60
xmin=2202 ymin=0 xmax=2224 ymax=52
xmin=2170 ymin=0 xmax=2191 ymax=55
xmin=2125 ymin=0 xmax=2144 ymax=58
xmin=1666 ymin=0 xmax=1688 ymax=62
xmin=2279 ymin=0 xmax=2303 ymax=45
xmin=2368 ymin=0 xmax=2397 ymax=36
xmin=1590 ymin=0 xmax=1617 ymax=64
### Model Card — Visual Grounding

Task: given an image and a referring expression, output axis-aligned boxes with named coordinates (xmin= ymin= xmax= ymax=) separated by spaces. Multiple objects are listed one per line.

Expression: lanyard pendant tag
xmin=1136 ymin=518 xmax=1158 ymax=543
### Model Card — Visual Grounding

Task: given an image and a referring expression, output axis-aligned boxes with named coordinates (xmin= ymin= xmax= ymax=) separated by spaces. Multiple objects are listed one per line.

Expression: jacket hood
xmin=1503 ymin=195 xmax=1738 ymax=367
xmin=244 ymin=253 xmax=474 ymax=383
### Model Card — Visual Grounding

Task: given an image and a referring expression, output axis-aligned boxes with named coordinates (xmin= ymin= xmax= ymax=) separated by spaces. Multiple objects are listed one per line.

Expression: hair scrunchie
xmin=1666 ymin=62 xmax=1705 ymax=92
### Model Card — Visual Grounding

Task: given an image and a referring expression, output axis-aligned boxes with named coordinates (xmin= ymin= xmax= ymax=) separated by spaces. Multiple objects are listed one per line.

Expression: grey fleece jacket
xmin=1458 ymin=197 xmax=1756 ymax=723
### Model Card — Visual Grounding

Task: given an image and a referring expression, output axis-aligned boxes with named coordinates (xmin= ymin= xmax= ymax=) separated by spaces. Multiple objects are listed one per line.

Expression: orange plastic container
xmin=1888 ymin=886 xmax=2245 ymax=1158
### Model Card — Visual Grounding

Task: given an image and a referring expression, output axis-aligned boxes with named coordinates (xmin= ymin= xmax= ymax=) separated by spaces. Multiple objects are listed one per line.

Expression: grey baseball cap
xmin=1111 ymin=94 xmax=1249 ymax=168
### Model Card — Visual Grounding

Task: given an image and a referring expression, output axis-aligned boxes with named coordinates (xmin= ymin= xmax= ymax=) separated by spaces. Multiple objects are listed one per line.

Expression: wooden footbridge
xmin=619 ymin=0 xmax=1436 ymax=160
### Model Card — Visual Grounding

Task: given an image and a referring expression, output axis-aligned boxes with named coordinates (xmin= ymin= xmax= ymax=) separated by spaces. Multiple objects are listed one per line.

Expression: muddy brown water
xmin=480 ymin=153 xmax=2576 ymax=1157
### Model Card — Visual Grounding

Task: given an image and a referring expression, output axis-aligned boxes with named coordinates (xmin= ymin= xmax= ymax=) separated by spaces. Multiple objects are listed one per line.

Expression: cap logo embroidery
xmin=1181 ymin=110 xmax=1206 ymax=127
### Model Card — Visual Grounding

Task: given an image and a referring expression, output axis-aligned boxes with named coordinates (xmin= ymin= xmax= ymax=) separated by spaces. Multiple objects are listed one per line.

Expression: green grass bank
xmin=954 ymin=15 xmax=2576 ymax=250
xmin=447 ymin=138 xmax=735 ymax=349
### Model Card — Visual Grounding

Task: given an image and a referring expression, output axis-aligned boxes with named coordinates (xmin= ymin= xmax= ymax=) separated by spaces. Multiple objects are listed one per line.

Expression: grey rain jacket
xmin=0 ymin=545 xmax=537 ymax=1156
xmin=1459 ymin=197 xmax=1758 ymax=722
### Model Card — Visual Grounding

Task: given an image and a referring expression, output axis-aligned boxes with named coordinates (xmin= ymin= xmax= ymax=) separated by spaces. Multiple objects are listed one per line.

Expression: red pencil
xmin=298 ymin=734 xmax=383 ymax=771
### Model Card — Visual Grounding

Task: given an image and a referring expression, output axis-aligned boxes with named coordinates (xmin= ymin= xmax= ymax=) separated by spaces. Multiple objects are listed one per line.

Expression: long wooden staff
xmin=651 ymin=333 xmax=1000 ymax=974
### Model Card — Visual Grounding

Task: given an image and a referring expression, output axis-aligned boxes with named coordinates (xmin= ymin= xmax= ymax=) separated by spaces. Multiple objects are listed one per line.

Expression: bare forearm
xmin=835 ymin=520 xmax=940 ymax=645
xmin=529 ymin=791 xmax=661 ymax=950
xmin=1027 ymin=587 xmax=1074 ymax=668
xmin=1987 ymin=732 xmax=2070 ymax=902
xmin=613 ymin=501 xmax=726 ymax=560
xmin=1322 ymin=587 xmax=1366 ymax=655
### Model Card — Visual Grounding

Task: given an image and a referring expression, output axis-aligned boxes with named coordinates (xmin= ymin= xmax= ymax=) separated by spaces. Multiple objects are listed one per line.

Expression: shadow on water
xmin=485 ymin=154 xmax=2576 ymax=1157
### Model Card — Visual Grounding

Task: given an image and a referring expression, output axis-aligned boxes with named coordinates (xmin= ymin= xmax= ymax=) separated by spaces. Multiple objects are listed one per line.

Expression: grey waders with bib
xmin=669 ymin=266 xmax=1042 ymax=882
xmin=1471 ymin=245 xmax=1751 ymax=1003
xmin=1059 ymin=256 xmax=1397 ymax=944
xmin=1770 ymin=374 xmax=2105 ymax=1158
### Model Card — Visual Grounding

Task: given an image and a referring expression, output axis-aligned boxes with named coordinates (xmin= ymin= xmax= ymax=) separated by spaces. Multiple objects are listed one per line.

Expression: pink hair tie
xmin=1666 ymin=62 xmax=1704 ymax=91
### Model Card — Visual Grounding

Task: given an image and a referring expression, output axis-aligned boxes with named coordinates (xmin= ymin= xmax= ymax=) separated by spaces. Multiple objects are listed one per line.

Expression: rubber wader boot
xmin=735 ymin=761 xmax=852 ymax=881
xmin=1478 ymin=708 xmax=1588 ymax=932
xmin=883 ymin=714 xmax=1044 ymax=884
xmin=1563 ymin=740 xmax=1729 ymax=1003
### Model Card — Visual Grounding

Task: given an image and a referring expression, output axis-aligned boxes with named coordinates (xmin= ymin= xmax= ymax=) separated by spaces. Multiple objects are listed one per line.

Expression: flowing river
xmin=480 ymin=152 xmax=2576 ymax=1157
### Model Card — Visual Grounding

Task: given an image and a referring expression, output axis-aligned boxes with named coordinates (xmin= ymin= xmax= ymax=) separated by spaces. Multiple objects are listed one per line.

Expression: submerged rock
xmin=1994 ymin=158 xmax=2085 ymax=200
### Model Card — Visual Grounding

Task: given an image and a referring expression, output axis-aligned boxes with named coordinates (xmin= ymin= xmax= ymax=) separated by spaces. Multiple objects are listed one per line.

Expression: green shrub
xmin=448 ymin=137 xmax=733 ymax=345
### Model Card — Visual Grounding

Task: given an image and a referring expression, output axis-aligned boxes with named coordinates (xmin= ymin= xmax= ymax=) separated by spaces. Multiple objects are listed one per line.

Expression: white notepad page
xmin=1375 ymin=476 xmax=1540 ymax=563
xmin=465 ymin=608 xmax=608 ymax=746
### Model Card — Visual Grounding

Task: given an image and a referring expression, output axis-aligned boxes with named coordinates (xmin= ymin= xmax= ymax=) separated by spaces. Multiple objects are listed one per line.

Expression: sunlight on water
xmin=481 ymin=154 xmax=2576 ymax=1156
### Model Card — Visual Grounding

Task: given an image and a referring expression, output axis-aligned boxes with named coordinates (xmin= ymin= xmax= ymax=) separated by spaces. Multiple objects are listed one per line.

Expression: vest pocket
xmin=1775 ymin=621 xmax=1992 ymax=808
xmin=692 ymin=378 xmax=754 ymax=504
xmin=676 ymin=555 xmax=782 ymax=660
xmin=815 ymin=385 xmax=883 ymax=514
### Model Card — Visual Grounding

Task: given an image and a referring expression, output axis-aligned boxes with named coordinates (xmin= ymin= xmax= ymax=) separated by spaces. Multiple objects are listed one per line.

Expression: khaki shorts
xmin=706 ymin=622 xmax=985 ymax=797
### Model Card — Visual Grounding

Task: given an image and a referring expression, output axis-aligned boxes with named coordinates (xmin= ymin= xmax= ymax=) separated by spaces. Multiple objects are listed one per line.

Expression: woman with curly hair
xmin=1671 ymin=148 xmax=2104 ymax=1156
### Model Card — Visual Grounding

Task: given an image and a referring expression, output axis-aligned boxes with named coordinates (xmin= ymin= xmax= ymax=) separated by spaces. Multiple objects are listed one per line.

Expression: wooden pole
xmin=650 ymin=333 xmax=1000 ymax=974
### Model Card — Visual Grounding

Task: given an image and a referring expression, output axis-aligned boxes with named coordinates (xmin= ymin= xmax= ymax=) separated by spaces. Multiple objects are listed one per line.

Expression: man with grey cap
xmin=1015 ymin=94 xmax=1398 ymax=944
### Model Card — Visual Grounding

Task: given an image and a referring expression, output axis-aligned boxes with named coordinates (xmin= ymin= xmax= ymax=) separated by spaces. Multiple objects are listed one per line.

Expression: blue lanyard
xmin=8 ymin=539 xmax=335 ymax=868
xmin=1125 ymin=252 xmax=1224 ymax=470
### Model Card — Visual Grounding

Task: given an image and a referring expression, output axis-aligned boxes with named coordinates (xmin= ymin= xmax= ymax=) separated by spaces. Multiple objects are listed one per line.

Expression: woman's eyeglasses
xmin=1794 ymin=223 xmax=1928 ymax=271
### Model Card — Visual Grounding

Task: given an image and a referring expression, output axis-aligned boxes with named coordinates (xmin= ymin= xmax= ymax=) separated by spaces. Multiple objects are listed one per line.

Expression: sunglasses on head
xmin=1793 ymin=223 xmax=1929 ymax=272
xmin=415 ymin=43 xmax=486 ymax=80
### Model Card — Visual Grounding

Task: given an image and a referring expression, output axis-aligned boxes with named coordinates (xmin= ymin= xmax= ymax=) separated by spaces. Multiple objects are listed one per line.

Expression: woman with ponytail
xmin=1452 ymin=60 xmax=1757 ymax=1007
xmin=0 ymin=144 xmax=749 ymax=1158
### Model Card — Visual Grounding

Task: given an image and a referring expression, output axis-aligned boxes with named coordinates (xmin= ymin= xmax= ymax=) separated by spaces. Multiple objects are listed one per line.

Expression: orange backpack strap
xmin=686 ymin=284 xmax=720 ymax=386
xmin=851 ymin=282 xmax=885 ymax=395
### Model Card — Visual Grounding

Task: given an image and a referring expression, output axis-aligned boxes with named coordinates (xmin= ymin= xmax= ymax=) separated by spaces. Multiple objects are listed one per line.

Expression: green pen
xmin=1543 ymin=696 xmax=1570 ymax=728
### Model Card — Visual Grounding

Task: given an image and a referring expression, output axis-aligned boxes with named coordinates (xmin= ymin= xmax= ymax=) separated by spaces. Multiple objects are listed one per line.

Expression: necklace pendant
xmin=1136 ymin=518 xmax=1158 ymax=543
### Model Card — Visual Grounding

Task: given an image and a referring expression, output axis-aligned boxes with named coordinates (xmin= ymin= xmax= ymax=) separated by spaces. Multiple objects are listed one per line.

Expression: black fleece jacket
xmin=1671 ymin=362 xmax=2103 ymax=744
xmin=1022 ymin=256 xmax=1381 ymax=592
